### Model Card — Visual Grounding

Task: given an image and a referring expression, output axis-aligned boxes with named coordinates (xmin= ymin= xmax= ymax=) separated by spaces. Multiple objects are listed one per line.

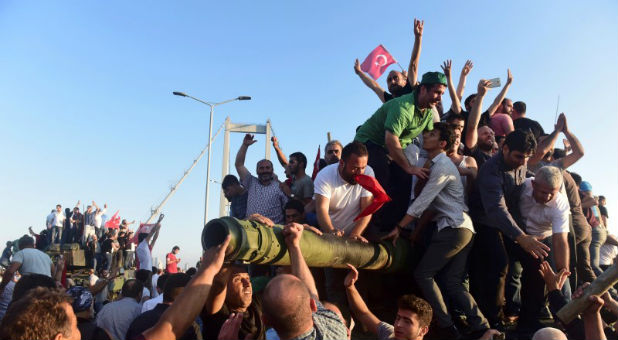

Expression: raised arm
xmin=456 ymin=60 xmax=473 ymax=101
xmin=464 ymin=80 xmax=491 ymax=149
xmin=143 ymin=236 xmax=230 ymax=340
xmin=92 ymin=201 xmax=99 ymax=210
xmin=559 ymin=116 xmax=584 ymax=169
xmin=407 ymin=18 xmax=424 ymax=86
xmin=270 ymin=137 xmax=289 ymax=168
xmin=146 ymin=214 xmax=164 ymax=245
xmin=529 ymin=113 xmax=565 ymax=166
xmin=441 ymin=60 xmax=462 ymax=114
xmin=74 ymin=200 xmax=81 ymax=209
xmin=0 ymin=262 xmax=20 ymax=294
xmin=354 ymin=59 xmax=386 ymax=103
xmin=486 ymin=69 xmax=513 ymax=117
xmin=235 ymin=134 xmax=256 ymax=181
xmin=344 ymin=264 xmax=381 ymax=335
xmin=203 ymin=266 xmax=232 ymax=315
xmin=284 ymin=223 xmax=318 ymax=298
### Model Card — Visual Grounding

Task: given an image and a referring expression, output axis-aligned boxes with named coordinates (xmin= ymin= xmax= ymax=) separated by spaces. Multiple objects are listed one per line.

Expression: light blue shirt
xmin=96 ymin=297 xmax=142 ymax=340
xmin=12 ymin=248 xmax=52 ymax=276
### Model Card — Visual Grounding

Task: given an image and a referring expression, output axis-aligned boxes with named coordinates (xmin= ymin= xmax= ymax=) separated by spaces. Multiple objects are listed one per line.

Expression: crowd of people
xmin=0 ymin=17 xmax=616 ymax=340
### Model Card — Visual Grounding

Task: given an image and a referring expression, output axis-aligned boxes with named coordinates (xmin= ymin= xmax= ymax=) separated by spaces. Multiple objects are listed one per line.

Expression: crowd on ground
xmin=0 ymin=17 xmax=616 ymax=340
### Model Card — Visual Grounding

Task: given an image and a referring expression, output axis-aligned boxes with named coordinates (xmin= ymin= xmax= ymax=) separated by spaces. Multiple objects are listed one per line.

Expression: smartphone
xmin=119 ymin=267 xmax=125 ymax=275
xmin=487 ymin=78 xmax=501 ymax=88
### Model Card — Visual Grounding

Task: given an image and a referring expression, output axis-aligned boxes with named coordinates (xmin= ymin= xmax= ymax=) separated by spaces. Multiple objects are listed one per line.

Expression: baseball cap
xmin=580 ymin=181 xmax=593 ymax=192
xmin=420 ymin=72 xmax=447 ymax=86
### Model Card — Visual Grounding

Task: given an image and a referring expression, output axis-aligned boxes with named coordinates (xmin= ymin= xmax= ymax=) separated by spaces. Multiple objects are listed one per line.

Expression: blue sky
xmin=1 ymin=1 xmax=616 ymax=267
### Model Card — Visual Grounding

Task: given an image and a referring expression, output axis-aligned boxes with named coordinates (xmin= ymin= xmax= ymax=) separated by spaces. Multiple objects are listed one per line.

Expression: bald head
xmin=532 ymin=327 xmax=567 ymax=340
xmin=263 ymin=274 xmax=314 ymax=339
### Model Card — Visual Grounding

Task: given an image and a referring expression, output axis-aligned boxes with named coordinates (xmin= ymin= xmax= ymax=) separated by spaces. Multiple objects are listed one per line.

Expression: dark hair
xmin=285 ymin=200 xmax=305 ymax=214
xmin=221 ymin=174 xmax=240 ymax=190
xmin=17 ymin=235 xmax=35 ymax=249
xmin=163 ymin=273 xmax=191 ymax=303
xmin=12 ymin=274 xmax=56 ymax=302
xmin=513 ymin=101 xmax=526 ymax=114
xmin=341 ymin=141 xmax=368 ymax=162
xmin=135 ymin=269 xmax=151 ymax=285
xmin=157 ymin=274 xmax=169 ymax=291
xmin=0 ymin=288 xmax=74 ymax=340
xmin=186 ymin=267 xmax=197 ymax=276
xmin=446 ymin=114 xmax=465 ymax=124
xmin=552 ymin=148 xmax=566 ymax=160
xmin=464 ymin=94 xmax=477 ymax=109
xmin=138 ymin=232 xmax=148 ymax=243
xmin=431 ymin=122 xmax=456 ymax=151
xmin=501 ymin=98 xmax=511 ymax=106
xmin=172 ymin=246 xmax=180 ymax=252
xmin=121 ymin=279 xmax=143 ymax=300
xmin=504 ymin=129 xmax=536 ymax=154
xmin=570 ymin=172 xmax=582 ymax=186
xmin=151 ymin=266 xmax=158 ymax=273
xmin=397 ymin=294 xmax=433 ymax=327
xmin=289 ymin=152 xmax=308 ymax=169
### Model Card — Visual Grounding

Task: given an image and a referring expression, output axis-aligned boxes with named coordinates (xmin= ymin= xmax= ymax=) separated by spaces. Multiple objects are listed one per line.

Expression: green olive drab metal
xmin=202 ymin=217 xmax=410 ymax=272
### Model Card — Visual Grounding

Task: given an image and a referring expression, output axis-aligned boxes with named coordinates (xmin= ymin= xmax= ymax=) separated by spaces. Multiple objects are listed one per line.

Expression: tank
xmin=202 ymin=217 xmax=410 ymax=272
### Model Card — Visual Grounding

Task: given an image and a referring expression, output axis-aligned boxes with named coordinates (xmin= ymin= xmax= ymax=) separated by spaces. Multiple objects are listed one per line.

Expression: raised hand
xmin=506 ymin=69 xmax=513 ymax=85
xmin=381 ymin=226 xmax=400 ymax=246
xmin=461 ymin=60 xmax=473 ymax=76
xmin=516 ymin=234 xmax=550 ymax=259
xmin=441 ymin=60 xmax=452 ymax=79
xmin=343 ymin=264 xmax=359 ymax=288
xmin=354 ymin=59 xmax=362 ymax=75
xmin=555 ymin=113 xmax=566 ymax=132
xmin=217 ymin=312 xmax=244 ymax=340
xmin=202 ymin=234 xmax=231 ymax=276
xmin=538 ymin=260 xmax=570 ymax=291
xmin=283 ymin=222 xmax=304 ymax=248
xmin=413 ymin=18 xmax=424 ymax=37
xmin=242 ymin=134 xmax=257 ymax=147
xmin=477 ymin=79 xmax=491 ymax=97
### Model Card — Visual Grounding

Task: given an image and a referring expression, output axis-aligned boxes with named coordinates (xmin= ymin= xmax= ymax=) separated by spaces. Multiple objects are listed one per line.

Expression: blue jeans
xmin=590 ymin=227 xmax=608 ymax=277
xmin=52 ymin=226 xmax=63 ymax=244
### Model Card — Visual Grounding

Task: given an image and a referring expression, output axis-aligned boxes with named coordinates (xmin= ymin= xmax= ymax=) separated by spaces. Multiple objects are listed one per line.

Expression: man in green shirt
xmin=354 ymin=71 xmax=446 ymax=232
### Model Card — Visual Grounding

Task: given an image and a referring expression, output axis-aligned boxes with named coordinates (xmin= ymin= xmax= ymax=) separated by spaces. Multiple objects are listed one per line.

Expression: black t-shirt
xmin=78 ymin=318 xmax=111 ymax=340
xmin=599 ymin=205 xmax=609 ymax=218
xmin=127 ymin=304 xmax=199 ymax=340
xmin=202 ymin=296 xmax=265 ymax=340
xmin=514 ymin=117 xmax=545 ymax=140
xmin=101 ymin=239 xmax=113 ymax=253
xmin=383 ymin=82 xmax=414 ymax=102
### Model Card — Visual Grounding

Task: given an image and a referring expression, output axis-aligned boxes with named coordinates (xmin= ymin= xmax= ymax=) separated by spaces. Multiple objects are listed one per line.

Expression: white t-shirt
xmin=52 ymin=211 xmax=66 ymax=227
xmin=151 ymin=273 xmax=160 ymax=298
xmin=600 ymin=243 xmax=618 ymax=266
xmin=519 ymin=178 xmax=570 ymax=239
xmin=141 ymin=294 xmax=163 ymax=313
xmin=94 ymin=209 xmax=106 ymax=228
xmin=313 ymin=163 xmax=374 ymax=235
xmin=12 ymin=248 xmax=52 ymax=276
xmin=136 ymin=240 xmax=152 ymax=271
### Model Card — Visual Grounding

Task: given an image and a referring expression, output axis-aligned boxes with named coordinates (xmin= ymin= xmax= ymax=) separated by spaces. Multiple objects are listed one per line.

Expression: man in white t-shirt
xmin=313 ymin=141 xmax=375 ymax=241
xmin=136 ymin=214 xmax=163 ymax=272
xmin=313 ymin=141 xmax=375 ymax=318
xmin=51 ymin=204 xmax=66 ymax=244
xmin=517 ymin=166 xmax=570 ymax=331
xmin=0 ymin=235 xmax=54 ymax=295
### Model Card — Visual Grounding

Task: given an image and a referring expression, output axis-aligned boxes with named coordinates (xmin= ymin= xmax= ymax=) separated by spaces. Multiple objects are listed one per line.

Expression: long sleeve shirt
xmin=477 ymin=152 xmax=527 ymax=240
xmin=407 ymin=153 xmax=474 ymax=232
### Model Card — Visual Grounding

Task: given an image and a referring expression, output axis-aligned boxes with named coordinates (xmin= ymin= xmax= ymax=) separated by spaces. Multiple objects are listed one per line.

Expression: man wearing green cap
xmin=354 ymin=71 xmax=446 ymax=230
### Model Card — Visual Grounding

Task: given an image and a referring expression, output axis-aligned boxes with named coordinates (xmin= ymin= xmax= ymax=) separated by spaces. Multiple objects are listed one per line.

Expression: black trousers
xmin=364 ymin=141 xmax=412 ymax=232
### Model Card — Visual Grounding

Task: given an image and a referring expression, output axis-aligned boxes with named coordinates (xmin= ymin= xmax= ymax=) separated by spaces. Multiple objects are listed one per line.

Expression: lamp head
xmin=173 ymin=91 xmax=188 ymax=97
xmin=237 ymin=96 xmax=251 ymax=101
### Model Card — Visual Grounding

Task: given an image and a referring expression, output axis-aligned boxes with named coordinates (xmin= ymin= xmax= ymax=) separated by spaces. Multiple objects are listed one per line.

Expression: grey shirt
xmin=96 ymin=297 xmax=141 ymax=340
xmin=12 ymin=248 xmax=52 ymax=276
xmin=377 ymin=321 xmax=395 ymax=339
xmin=291 ymin=175 xmax=314 ymax=200
xmin=407 ymin=153 xmax=474 ymax=232
xmin=477 ymin=152 xmax=527 ymax=240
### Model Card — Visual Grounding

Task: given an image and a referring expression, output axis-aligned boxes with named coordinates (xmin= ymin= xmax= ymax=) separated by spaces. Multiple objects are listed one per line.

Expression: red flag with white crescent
xmin=360 ymin=45 xmax=396 ymax=80
xmin=353 ymin=174 xmax=391 ymax=221
xmin=130 ymin=223 xmax=155 ymax=244
xmin=104 ymin=211 xmax=121 ymax=229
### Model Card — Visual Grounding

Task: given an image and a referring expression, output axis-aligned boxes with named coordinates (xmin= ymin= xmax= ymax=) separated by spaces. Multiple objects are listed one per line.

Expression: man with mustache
xmin=235 ymin=133 xmax=289 ymax=224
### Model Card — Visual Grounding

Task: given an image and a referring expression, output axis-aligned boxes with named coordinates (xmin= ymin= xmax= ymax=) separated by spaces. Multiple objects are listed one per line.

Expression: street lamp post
xmin=173 ymin=91 xmax=251 ymax=226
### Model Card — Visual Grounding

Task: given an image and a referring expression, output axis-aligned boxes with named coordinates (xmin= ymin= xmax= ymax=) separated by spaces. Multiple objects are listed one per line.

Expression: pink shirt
xmin=490 ymin=113 xmax=514 ymax=137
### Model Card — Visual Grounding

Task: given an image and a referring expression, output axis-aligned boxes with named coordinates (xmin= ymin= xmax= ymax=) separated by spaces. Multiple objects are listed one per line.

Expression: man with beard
xmin=202 ymin=265 xmax=265 ymax=340
xmin=235 ymin=133 xmax=288 ymax=224
xmin=313 ymin=141 xmax=375 ymax=318
xmin=282 ymin=152 xmax=314 ymax=205
xmin=464 ymin=80 xmax=497 ymax=169
xmin=353 ymin=18 xmax=424 ymax=103
xmin=354 ymin=71 xmax=446 ymax=230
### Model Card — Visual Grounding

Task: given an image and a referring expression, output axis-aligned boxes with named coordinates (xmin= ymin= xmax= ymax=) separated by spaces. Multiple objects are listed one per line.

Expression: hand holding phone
xmin=487 ymin=78 xmax=501 ymax=88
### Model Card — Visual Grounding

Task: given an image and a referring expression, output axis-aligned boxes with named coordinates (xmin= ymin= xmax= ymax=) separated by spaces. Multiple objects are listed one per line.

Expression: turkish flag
xmin=311 ymin=145 xmax=321 ymax=180
xmin=131 ymin=223 xmax=155 ymax=244
xmin=105 ymin=211 xmax=121 ymax=229
xmin=360 ymin=45 xmax=396 ymax=80
xmin=353 ymin=174 xmax=391 ymax=221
